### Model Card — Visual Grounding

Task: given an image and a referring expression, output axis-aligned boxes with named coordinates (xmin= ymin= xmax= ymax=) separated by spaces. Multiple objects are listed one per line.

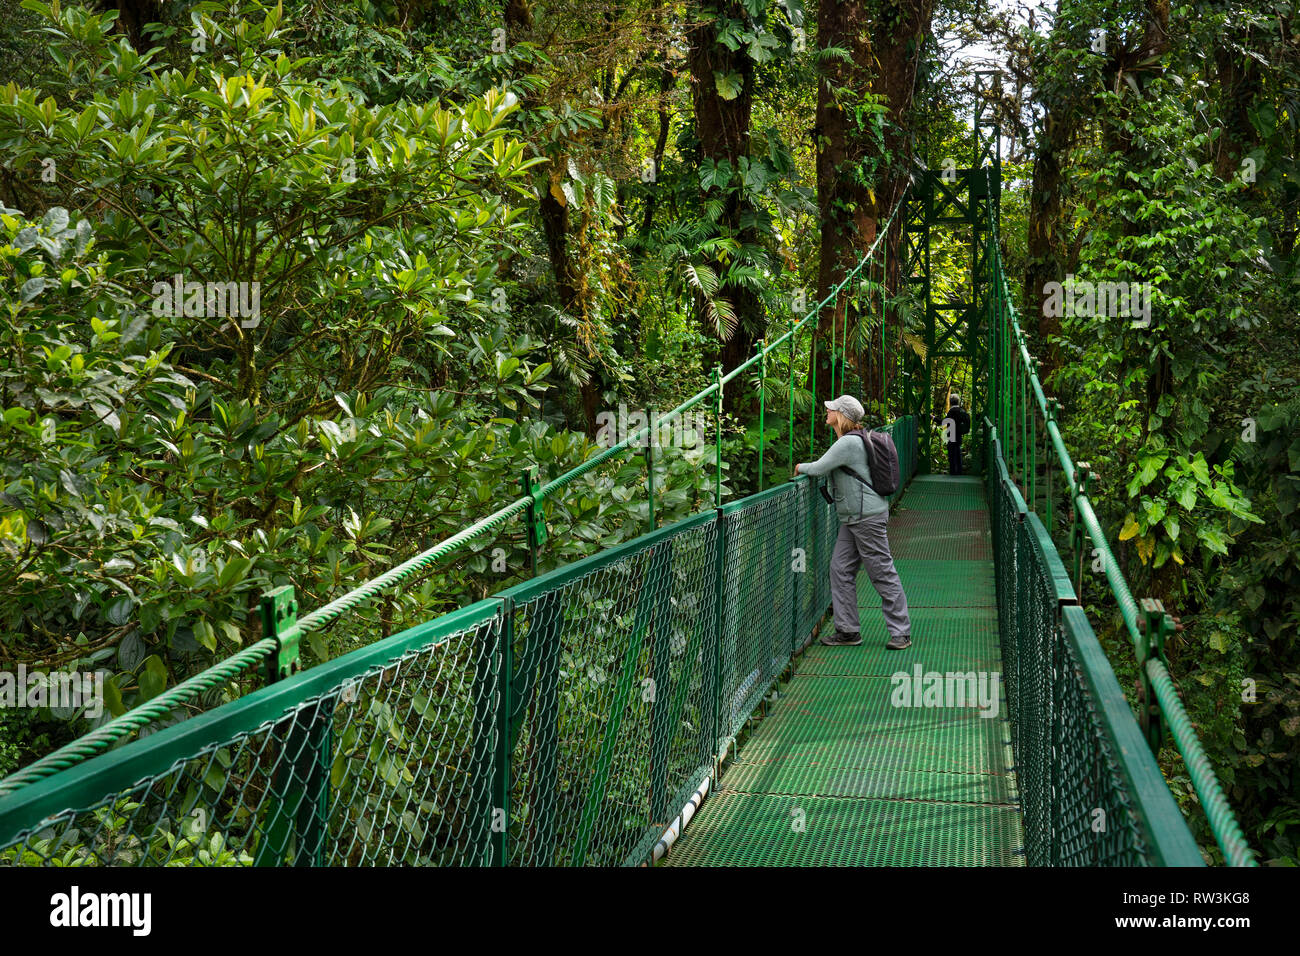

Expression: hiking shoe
xmin=885 ymin=633 xmax=912 ymax=650
xmin=820 ymin=630 xmax=862 ymax=646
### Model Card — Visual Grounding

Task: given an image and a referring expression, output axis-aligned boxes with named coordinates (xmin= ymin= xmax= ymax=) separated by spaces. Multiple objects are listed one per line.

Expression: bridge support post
xmin=650 ymin=544 xmax=674 ymax=824
xmin=713 ymin=365 xmax=723 ymax=508
xmin=710 ymin=507 xmax=728 ymax=772
xmin=520 ymin=468 xmax=546 ymax=577
xmin=473 ymin=598 xmax=512 ymax=866
xmin=646 ymin=407 xmax=657 ymax=533
xmin=1138 ymin=599 xmax=1173 ymax=754
xmin=509 ymin=588 xmax=562 ymax=862
xmin=1045 ymin=399 xmax=1060 ymax=536
xmin=254 ymin=586 xmax=329 ymax=867
xmin=791 ymin=480 xmax=804 ymax=657
xmin=788 ymin=317 xmax=795 ymax=476
xmin=808 ymin=336 xmax=817 ymax=455
xmin=757 ymin=342 xmax=766 ymax=492
xmin=1028 ymin=355 xmax=1037 ymax=508
xmin=1069 ymin=464 xmax=1094 ymax=599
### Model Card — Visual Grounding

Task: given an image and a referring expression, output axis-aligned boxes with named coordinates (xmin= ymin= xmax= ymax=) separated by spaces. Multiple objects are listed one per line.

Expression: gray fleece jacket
xmin=798 ymin=433 xmax=889 ymax=524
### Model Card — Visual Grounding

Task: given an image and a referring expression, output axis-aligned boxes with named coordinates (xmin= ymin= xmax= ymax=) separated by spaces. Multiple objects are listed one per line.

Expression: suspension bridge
xmin=0 ymin=97 xmax=1257 ymax=868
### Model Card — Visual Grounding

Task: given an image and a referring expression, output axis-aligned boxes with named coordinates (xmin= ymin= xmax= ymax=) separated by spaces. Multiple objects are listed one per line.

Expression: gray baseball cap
xmin=824 ymin=395 xmax=864 ymax=423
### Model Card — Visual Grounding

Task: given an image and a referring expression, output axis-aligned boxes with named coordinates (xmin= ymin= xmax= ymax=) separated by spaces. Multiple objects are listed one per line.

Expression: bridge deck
xmin=663 ymin=475 xmax=1026 ymax=866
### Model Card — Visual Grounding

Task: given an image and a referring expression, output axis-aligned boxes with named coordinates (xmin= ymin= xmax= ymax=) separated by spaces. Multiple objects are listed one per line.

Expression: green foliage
xmin=0 ymin=707 xmax=54 ymax=779
xmin=0 ymin=0 xmax=1290 ymax=871
xmin=0 ymin=797 xmax=254 ymax=866
xmin=0 ymin=1 xmax=719 ymax=762
xmin=1022 ymin=0 xmax=1300 ymax=862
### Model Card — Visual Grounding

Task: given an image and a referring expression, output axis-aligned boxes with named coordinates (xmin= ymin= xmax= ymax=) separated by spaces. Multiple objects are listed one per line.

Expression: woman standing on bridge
xmin=794 ymin=396 xmax=912 ymax=649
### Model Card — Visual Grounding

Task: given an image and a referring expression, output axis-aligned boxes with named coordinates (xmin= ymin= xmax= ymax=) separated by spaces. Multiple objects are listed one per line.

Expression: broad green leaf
xmin=713 ymin=71 xmax=743 ymax=101
xmin=193 ymin=619 xmax=216 ymax=652
xmin=1196 ymin=526 xmax=1231 ymax=555
xmin=139 ymin=655 xmax=168 ymax=701
xmin=105 ymin=595 xmax=134 ymax=626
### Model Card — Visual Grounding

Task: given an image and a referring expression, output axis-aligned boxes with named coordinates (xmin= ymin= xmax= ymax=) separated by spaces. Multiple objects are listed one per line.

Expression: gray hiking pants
xmin=829 ymin=512 xmax=911 ymax=639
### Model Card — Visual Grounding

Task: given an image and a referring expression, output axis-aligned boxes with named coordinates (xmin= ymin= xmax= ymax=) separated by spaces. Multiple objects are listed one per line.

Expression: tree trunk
xmin=103 ymin=0 xmax=162 ymax=51
xmin=688 ymin=2 xmax=762 ymax=420
xmin=639 ymin=64 xmax=676 ymax=242
xmin=811 ymin=0 xmax=873 ymax=412
xmin=1212 ymin=45 xmax=1262 ymax=182
xmin=865 ymin=0 xmax=933 ymax=411
xmin=508 ymin=0 xmax=606 ymax=433
xmin=811 ymin=0 xmax=931 ymax=414
xmin=1025 ymin=110 xmax=1072 ymax=374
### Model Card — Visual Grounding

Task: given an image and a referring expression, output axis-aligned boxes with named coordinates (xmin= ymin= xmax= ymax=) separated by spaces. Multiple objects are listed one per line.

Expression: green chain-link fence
xmin=987 ymin=423 xmax=1206 ymax=865
xmin=984 ymin=196 xmax=1255 ymax=865
xmin=0 ymin=414 xmax=922 ymax=867
xmin=0 ymin=154 xmax=1256 ymax=865
xmin=0 ymin=425 xmax=914 ymax=866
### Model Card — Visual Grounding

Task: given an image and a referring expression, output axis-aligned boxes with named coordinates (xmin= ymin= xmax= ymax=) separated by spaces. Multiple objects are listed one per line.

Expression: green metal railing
xmin=0 ymin=205 xmax=904 ymax=801
xmin=0 ymin=205 xmax=911 ymax=864
xmin=0 ymin=175 xmax=1257 ymax=867
xmin=987 ymin=423 xmax=1203 ymax=864
xmin=984 ymin=219 xmax=1256 ymax=866
xmin=0 ymin=421 xmax=918 ymax=866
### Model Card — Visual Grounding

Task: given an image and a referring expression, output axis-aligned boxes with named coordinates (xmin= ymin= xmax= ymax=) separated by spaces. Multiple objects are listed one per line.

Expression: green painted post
xmin=1138 ymin=599 xmax=1173 ymax=754
xmin=254 ymin=586 xmax=329 ymax=867
xmin=511 ymin=589 xmax=562 ymax=862
xmin=757 ymin=342 xmax=766 ymax=492
xmin=467 ymin=601 xmax=511 ymax=865
xmin=986 ymin=250 xmax=995 ymax=472
xmin=710 ymin=507 xmax=727 ymax=771
xmin=807 ymin=473 xmax=820 ymax=635
xmin=519 ymin=468 xmax=546 ymax=578
xmin=493 ymin=597 xmax=513 ymax=866
xmin=902 ymin=327 xmax=911 ymax=419
xmin=998 ymin=276 xmax=1005 ymax=456
xmin=1013 ymin=337 xmax=1021 ymax=481
xmin=844 ymin=308 xmax=850 ymax=397
xmin=650 ymin=545 xmax=674 ymax=826
xmin=833 ymin=306 xmax=840 ymax=397
xmin=881 ymin=239 xmax=887 ymax=414
xmin=920 ymin=195 xmax=933 ymax=473
xmin=1046 ymin=399 xmax=1060 ymax=536
xmin=809 ymin=335 xmax=817 ymax=456
xmin=1028 ymin=357 xmax=1036 ymax=509
xmin=646 ymin=406 xmax=657 ymax=532
xmin=1021 ymin=357 xmax=1028 ymax=492
xmin=791 ymin=481 xmax=802 ymax=657
xmin=1072 ymin=464 xmax=1094 ymax=599
xmin=573 ymin=552 xmax=661 ymax=864
xmin=1001 ymin=316 xmax=1007 ymax=474
xmin=1010 ymin=336 xmax=1017 ymax=480
xmin=261 ymin=585 xmax=301 ymax=684
xmin=788 ymin=317 xmax=795 ymax=475
xmin=1003 ymin=303 xmax=1011 ymax=465
xmin=713 ymin=364 xmax=723 ymax=508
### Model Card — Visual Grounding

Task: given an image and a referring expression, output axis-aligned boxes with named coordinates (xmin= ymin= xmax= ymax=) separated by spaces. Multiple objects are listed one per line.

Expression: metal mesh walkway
xmin=662 ymin=475 xmax=1026 ymax=866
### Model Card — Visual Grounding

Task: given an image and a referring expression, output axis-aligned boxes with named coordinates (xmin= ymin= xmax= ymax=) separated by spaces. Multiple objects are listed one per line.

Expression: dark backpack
xmin=945 ymin=407 xmax=971 ymax=440
xmin=841 ymin=427 xmax=900 ymax=497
